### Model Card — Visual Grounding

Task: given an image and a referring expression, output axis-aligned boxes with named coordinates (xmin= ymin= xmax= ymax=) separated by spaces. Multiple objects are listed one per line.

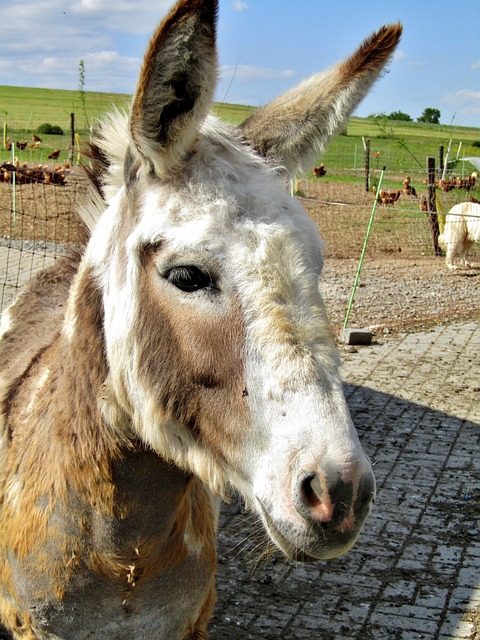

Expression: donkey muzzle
xmin=294 ymin=461 xmax=375 ymax=532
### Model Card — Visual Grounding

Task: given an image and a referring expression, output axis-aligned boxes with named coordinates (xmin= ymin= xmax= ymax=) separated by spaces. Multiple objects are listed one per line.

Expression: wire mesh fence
xmin=0 ymin=172 xmax=86 ymax=312
xmin=1 ymin=136 xmax=479 ymax=316
xmin=297 ymin=174 xmax=479 ymax=260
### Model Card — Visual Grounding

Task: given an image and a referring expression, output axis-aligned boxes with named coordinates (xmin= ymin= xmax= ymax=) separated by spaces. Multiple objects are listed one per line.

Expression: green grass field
xmin=322 ymin=117 xmax=480 ymax=182
xmin=1 ymin=85 xmax=479 ymax=180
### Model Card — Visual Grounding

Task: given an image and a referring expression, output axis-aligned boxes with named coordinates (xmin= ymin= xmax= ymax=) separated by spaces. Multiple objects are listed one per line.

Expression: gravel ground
xmin=319 ymin=256 xmax=479 ymax=336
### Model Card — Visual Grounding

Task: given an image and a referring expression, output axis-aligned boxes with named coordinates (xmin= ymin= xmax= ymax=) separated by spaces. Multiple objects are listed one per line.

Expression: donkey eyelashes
xmin=165 ymin=265 xmax=218 ymax=293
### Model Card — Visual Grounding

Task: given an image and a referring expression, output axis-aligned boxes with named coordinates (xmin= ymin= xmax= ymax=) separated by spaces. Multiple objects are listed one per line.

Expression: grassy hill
xmin=0 ymin=85 xmax=256 ymax=132
xmin=1 ymin=85 xmax=479 ymax=180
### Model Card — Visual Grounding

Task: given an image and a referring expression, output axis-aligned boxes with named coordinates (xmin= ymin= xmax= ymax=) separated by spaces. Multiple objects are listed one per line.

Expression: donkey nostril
xmin=296 ymin=466 xmax=375 ymax=528
xmin=297 ymin=472 xmax=336 ymax=523
xmin=300 ymin=473 xmax=322 ymax=509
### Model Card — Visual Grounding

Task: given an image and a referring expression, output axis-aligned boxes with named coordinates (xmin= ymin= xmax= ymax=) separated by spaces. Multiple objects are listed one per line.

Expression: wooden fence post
xmin=427 ymin=157 xmax=441 ymax=256
xmin=70 ymin=113 xmax=75 ymax=164
xmin=438 ymin=145 xmax=444 ymax=178
xmin=365 ymin=139 xmax=370 ymax=192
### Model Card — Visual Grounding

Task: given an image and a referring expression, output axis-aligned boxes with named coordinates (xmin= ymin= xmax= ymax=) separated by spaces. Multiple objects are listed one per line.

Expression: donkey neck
xmin=2 ymin=259 xmax=210 ymax=564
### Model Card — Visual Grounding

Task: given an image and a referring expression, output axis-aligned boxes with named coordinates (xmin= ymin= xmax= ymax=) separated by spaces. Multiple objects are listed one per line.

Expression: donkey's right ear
xmin=129 ymin=0 xmax=218 ymax=179
xmin=238 ymin=23 xmax=402 ymax=176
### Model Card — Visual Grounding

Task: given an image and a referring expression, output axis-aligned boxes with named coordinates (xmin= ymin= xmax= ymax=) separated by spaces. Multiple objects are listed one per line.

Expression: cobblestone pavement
xmin=0 ymin=248 xmax=479 ymax=639
xmin=210 ymin=322 xmax=480 ymax=640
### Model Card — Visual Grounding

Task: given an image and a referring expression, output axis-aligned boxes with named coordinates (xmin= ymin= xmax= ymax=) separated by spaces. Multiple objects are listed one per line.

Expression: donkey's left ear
xmin=238 ymin=23 xmax=402 ymax=176
xmin=130 ymin=0 xmax=218 ymax=178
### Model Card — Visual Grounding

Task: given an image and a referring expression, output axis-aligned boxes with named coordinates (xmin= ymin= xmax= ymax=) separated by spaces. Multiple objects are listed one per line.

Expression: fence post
xmin=438 ymin=145 xmax=444 ymax=178
xmin=70 ymin=113 xmax=75 ymax=164
xmin=365 ymin=138 xmax=370 ymax=192
xmin=427 ymin=157 xmax=441 ymax=256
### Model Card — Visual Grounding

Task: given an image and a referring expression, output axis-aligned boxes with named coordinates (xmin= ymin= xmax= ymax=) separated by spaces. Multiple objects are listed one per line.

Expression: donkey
xmin=0 ymin=1 xmax=401 ymax=638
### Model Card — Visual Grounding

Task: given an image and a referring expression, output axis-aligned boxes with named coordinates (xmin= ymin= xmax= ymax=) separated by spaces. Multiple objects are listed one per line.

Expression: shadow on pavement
xmin=210 ymin=384 xmax=479 ymax=639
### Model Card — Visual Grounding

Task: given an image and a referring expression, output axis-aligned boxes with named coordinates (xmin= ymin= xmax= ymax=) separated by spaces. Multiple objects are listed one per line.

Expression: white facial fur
xmin=81 ymin=115 xmax=373 ymax=559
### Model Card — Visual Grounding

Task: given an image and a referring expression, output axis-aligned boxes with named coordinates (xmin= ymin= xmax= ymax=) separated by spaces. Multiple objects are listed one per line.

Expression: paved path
xmin=0 ymin=248 xmax=479 ymax=639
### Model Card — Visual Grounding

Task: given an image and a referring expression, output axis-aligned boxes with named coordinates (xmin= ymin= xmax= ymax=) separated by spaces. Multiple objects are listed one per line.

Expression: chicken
xmin=403 ymin=176 xmax=417 ymax=197
xmin=313 ymin=163 xmax=326 ymax=177
xmin=374 ymin=186 xmax=401 ymax=205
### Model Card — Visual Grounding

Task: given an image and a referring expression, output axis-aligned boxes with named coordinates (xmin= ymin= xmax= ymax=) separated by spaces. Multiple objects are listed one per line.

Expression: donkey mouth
xmin=257 ymin=501 xmax=359 ymax=562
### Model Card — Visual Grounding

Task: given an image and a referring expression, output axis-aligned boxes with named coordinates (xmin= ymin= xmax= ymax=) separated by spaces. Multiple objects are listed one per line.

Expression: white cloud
xmin=232 ymin=1 xmax=249 ymax=11
xmin=406 ymin=59 xmax=428 ymax=68
xmin=221 ymin=65 xmax=295 ymax=80
xmin=441 ymin=89 xmax=480 ymax=116
xmin=82 ymin=51 xmax=141 ymax=91
xmin=78 ymin=0 xmax=102 ymax=10
xmin=471 ymin=60 xmax=480 ymax=70
xmin=0 ymin=0 xmax=172 ymax=91
xmin=70 ymin=0 xmax=172 ymax=34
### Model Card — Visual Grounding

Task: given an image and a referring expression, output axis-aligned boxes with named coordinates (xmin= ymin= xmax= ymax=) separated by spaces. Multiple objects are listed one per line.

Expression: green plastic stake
xmin=343 ymin=166 xmax=386 ymax=330
xmin=12 ymin=143 xmax=16 ymax=231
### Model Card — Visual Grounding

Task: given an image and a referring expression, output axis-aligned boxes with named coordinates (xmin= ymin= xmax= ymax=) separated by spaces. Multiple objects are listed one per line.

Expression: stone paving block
xmin=361 ymin=555 xmax=396 ymax=574
xmin=438 ymin=616 xmax=478 ymax=639
xmin=465 ymin=543 xmax=480 ymax=558
xmin=383 ymin=579 xmax=417 ymax=601
xmin=287 ymin=613 xmax=364 ymax=637
xmin=414 ymin=584 xmax=449 ymax=610
xmin=400 ymin=631 xmax=435 ymax=639
xmin=369 ymin=609 xmax=438 ymax=633
xmin=399 ymin=542 xmax=434 ymax=563
xmin=429 ymin=560 xmax=461 ymax=577
xmin=458 ymin=566 xmax=480 ymax=589
xmin=449 ymin=587 xmax=480 ymax=610
xmin=432 ymin=544 xmax=463 ymax=565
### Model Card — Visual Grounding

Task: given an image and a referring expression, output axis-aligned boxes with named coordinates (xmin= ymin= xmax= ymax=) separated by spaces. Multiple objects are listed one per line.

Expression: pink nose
xmin=294 ymin=463 xmax=375 ymax=528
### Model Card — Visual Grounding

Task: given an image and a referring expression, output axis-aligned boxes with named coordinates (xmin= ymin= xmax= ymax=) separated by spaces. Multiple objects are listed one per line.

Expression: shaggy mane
xmin=80 ymin=109 xmax=275 ymax=235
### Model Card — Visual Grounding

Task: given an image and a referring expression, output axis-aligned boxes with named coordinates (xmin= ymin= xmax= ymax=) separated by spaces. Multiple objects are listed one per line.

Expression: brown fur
xmin=0 ymin=261 xmax=217 ymax=639
xmin=136 ymin=245 xmax=249 ymax=460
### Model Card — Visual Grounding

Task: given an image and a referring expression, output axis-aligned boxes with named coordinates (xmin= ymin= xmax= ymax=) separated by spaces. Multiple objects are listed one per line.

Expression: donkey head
xmin=83 ymin=0 xmax=401 ymax=561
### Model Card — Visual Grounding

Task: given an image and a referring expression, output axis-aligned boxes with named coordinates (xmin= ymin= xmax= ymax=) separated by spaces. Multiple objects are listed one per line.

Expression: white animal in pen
xmin=439 ymin=202 xmax=480 ymax=269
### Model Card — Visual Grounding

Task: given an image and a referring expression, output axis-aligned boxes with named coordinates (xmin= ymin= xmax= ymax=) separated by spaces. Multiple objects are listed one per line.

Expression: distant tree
xmin=387 ymin=111 xmax=412 ymax=122
xmin=417 ymin=108 xmax=441 ymax=124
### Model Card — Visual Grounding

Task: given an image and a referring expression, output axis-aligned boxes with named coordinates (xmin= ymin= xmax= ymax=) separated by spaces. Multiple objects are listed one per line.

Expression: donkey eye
xmin=166 ymin=266 xmax=215 ymax=292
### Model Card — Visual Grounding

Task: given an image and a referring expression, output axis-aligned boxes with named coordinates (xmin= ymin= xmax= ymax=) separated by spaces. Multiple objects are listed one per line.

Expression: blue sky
xmin=0 ymin=0 xmax=479 ymax=128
